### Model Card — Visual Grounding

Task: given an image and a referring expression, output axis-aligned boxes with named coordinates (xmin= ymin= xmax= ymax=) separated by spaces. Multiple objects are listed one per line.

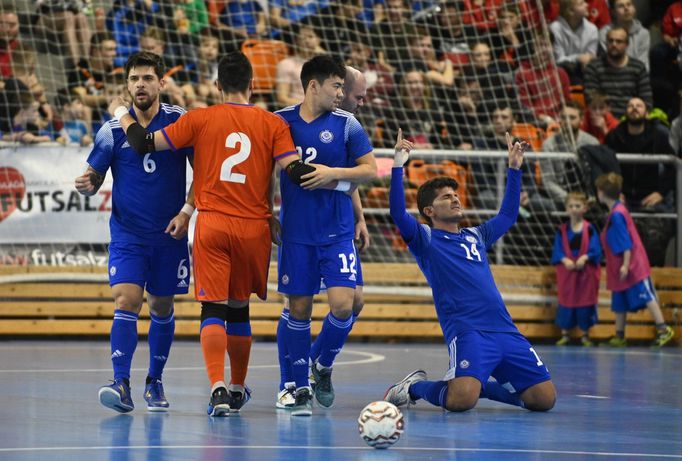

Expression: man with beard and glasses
xmin=584 ymin=26 xmax=652 ymax=118
xmin=605 ymin=97 xmax=676 ymax=266
xmin=74 ymin=52 xmax=194 ymax=413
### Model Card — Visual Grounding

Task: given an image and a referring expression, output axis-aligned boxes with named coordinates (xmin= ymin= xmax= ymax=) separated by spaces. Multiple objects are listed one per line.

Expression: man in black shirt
xmin=605 ymin=96 xmax=677 ymax=266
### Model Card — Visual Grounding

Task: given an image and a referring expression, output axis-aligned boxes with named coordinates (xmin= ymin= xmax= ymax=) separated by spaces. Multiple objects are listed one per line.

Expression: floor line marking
xmin=0 ymin=445 xmax=680 ymax=458
xmin=0 ymin=350 xmax=385 ymax=374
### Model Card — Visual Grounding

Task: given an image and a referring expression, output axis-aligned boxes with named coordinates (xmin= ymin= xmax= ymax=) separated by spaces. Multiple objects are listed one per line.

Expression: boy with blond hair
xmin=552 ymin=192 xmax=602 ymax=346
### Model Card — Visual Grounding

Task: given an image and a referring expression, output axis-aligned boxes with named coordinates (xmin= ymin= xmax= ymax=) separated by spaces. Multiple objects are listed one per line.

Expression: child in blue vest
xmin=595 ymin=173 xmax=675 ymax=347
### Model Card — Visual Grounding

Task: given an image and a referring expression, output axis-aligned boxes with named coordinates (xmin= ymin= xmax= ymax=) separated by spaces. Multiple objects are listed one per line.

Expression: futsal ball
xmin=357 ymin=401 xmax=404 ymax=449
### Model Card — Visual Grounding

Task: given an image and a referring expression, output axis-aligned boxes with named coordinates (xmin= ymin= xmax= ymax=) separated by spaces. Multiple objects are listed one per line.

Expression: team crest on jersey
xmin=282 ymin=274 xmax=290 ymax=285
xmin=319 ymin=130 xmax=334 ymax=143
xmin=465 ymin=236 xmax=477 ymax=243
xmin=459 ymin=359 xmax=470 ymax=369
xmin=109 ymin=266 xmax=117 ymax=276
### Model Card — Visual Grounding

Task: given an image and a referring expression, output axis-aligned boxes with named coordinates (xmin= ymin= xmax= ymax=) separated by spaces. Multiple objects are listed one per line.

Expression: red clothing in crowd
xmin=461 ymin=0 xmax=530 ymax=30
xmin=515 ymin=62 xmax=571 ymax=121
xmin=0 ymin=39 xmax=17 ymax=78
xmin=580 ymin=109 xmax=620 ymax=144
xmin=662 ymin=2 xmax=682 ymax=37
xmin=541 ymin=0 xmax=610 ymax=28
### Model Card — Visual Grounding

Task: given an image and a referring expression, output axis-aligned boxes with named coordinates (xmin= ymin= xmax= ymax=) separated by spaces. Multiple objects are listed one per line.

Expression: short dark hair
xmin=300 ymin=55 xmax=346 ymax=93
xmin=125 ymin=51 xmax=165 ymax=79
xmin=607 ymin=26 xmax=629 ymax=44
xmin=91 ymin=32 xmax=115 ymax=49
xmin=417 ymin=176 xmax=459 ymax=225
xmin=563 ymin=100 xmax=584 ymax=114
xmin=218 ymin=51 xmax=252 ymax=93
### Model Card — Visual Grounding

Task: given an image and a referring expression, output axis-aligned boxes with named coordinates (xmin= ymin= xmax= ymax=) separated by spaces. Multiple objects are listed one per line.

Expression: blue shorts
xmin=611 ymin=277 xmax=656 ymax=313
xmin=278 ymin=240 xmax=358 ymax=295
xmin=444 ymin=330 xmax=552 ymax=394
xmin=108 ymin=241 xmax=190 ymax=296
xmin=555 ymin=305 xmax=598 ymax=331
xmin=320 ymin=253 xmax=364 ymax=291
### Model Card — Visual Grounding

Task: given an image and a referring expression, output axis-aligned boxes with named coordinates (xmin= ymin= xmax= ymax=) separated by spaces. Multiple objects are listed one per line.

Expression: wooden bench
xmin=0 ymin=264 xmax=680 ymax=345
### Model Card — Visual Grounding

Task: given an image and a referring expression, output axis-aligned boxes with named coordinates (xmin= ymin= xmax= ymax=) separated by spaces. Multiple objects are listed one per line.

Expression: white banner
xmin=0 ymin=145 xmax=193 ymax=244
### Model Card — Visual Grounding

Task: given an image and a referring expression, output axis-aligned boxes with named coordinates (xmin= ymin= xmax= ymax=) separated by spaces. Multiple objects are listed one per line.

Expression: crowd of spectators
xmin=0 ymin=0 xmax=680 ymax=263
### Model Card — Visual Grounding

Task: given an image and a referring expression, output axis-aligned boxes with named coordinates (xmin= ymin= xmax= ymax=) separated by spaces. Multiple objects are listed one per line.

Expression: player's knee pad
xmin=200 ymin=302 xmax=227 ymax=323
xmin=225 ymin=303 xmax=250 ymax=324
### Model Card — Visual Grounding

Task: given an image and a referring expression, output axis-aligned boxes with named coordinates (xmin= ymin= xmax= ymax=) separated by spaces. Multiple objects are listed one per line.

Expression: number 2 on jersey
xmin=221 ymin=132 xmax=251 ymax=184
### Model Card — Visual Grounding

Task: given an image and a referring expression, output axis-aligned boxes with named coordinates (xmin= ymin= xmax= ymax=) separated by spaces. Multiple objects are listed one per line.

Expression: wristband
xmin=113 ymin=106 xmax=129 ymax=121
xmin=334 ymin=181 xmax=351 ymax=192
xmin=180 ymin=203 xmax=195 ymax=217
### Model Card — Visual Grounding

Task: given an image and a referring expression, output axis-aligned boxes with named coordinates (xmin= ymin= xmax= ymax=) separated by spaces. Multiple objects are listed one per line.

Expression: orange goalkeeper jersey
xmin=162 ymin=103 xmax=297 ymax=219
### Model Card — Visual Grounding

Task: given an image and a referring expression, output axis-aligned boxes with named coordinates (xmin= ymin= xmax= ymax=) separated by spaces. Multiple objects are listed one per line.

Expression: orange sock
xmin=226 ymin=334 xmax=252 ymax=386
xmin=200 ymin=323 xmax=227 ymax=386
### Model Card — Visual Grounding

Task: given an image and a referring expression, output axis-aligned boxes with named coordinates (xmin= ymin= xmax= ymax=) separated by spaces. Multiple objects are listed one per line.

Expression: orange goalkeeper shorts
xmin=192 ymin=211 xmax=271 ymax=302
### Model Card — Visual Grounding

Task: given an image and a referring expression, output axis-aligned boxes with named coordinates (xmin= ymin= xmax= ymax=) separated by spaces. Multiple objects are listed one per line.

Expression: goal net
xmin=0 ymin=0 xmax=585 ymax=284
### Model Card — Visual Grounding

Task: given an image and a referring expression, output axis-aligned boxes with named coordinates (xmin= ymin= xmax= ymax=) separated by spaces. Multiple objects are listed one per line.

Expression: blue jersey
xmin=276 ymin=105 xmax=373 ymax=245
xmin=605 ymin=209 xmax=632 ymax=255
xmin=550 ymin=222 xmax=602 ymax=264
xmin=389 ymin=167 xmax=523 ymax=339
xmin=87 ymin=103 xmax=193 ymax=246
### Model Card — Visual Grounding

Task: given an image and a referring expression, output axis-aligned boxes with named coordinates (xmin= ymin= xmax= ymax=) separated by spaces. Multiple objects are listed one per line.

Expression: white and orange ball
xmin=357 ymin=401 xmax=404 ymax=449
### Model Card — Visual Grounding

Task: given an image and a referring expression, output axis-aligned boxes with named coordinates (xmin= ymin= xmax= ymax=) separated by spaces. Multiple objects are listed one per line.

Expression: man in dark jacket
xmin=605 ymin=96 xmax=677 ymax=266
xmin=605 ymin=97 xmax=676 ymax=212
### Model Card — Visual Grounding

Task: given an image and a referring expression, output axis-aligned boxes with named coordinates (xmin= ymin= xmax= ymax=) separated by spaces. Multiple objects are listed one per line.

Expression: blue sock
xmin=409 ymin=380 xmax=448 ymax=408
xmin=309 ymin=328 xmax=324 ymax=365
xmin=317 ymin=312 xmax=353 ymax=368
xmin=311 ymin=313 xmax=357 ymax=363
xmin=111 ymin=309 xmax=139 ymax=381
xmin=277 ymin=308 xmax=293 ymax=390
xmin=481 ymin=380 xmax=524 ymax=407
xmin=285 ymin=317 xmax=311 ymax=389
xmin=226 ymin=321 xmax=251 ymax=336
xmin=147 ymin=311 xmax=175 ymax=380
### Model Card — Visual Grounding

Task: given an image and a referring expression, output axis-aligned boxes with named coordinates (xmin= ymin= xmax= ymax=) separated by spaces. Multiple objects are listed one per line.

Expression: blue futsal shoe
xmin=144 ymin=378 xmax=169 ymax=412
xmin=99 ymin=379 xmax=134 ymax=413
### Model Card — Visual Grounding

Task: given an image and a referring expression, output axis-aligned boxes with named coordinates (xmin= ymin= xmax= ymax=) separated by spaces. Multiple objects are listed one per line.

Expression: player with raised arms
xmin=75 ymin=51 xmax=194 ymax=413
xmin=106 ymin=51 xmax=346 ymax=416
xmin=275 ymin=55 xmax=377 ymax=416
xmin=384 ymin=129 xmax=557 ymax=413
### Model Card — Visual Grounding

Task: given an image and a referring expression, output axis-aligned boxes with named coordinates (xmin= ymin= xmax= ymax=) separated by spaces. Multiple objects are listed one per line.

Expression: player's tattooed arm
xmin=74 ymin=166 xmax=105 ymax=196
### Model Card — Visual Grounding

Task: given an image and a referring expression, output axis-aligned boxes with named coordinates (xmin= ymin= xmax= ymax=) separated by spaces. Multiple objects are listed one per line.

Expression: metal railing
xmin=372 ymin=148 xmax=682 ymax=266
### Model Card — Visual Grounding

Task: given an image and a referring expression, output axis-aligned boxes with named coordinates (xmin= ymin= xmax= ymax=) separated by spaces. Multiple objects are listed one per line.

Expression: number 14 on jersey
xmin=460 ymin=243 xmax=481 ymax=262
